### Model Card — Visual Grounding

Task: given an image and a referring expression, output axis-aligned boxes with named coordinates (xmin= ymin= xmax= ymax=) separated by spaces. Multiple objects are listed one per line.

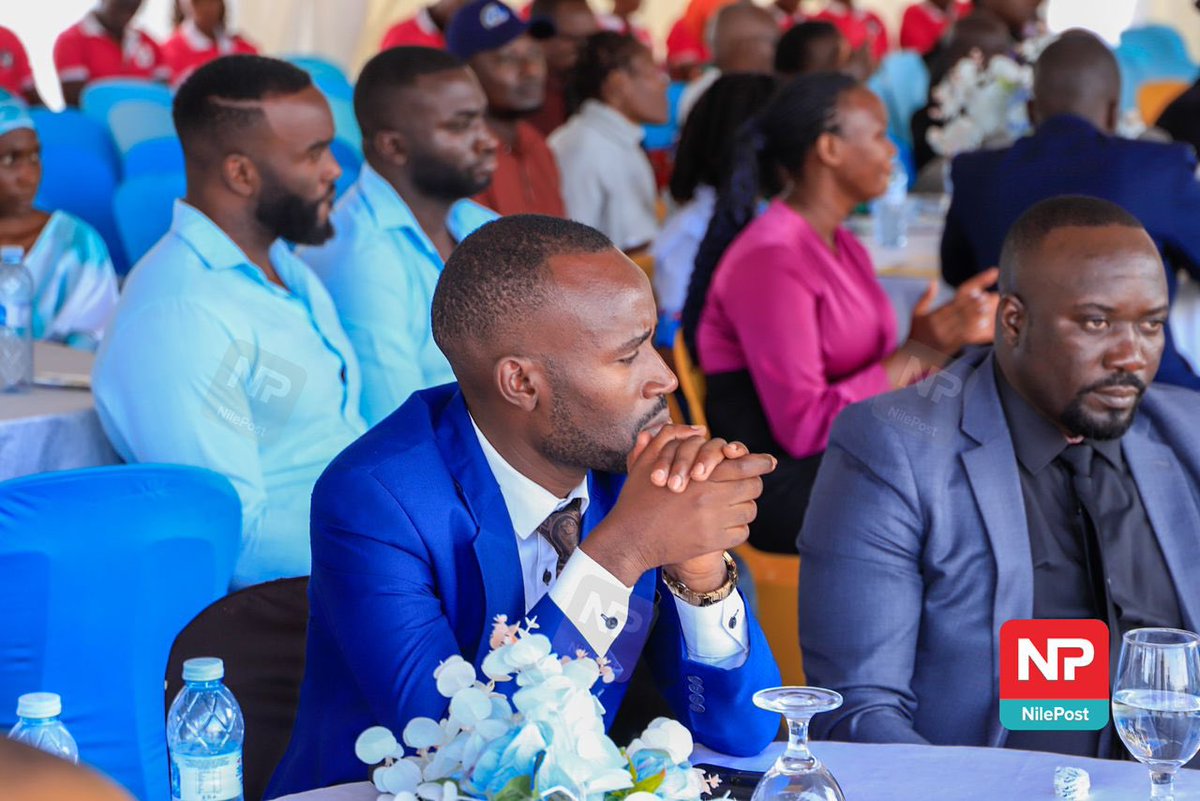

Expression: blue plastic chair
xmin=327 ymin=94 xmax=363 ymax=156
xmin=114 ymin=173 xmax=187 ymax=268
xmin=0 ymin=464 xmax=241 ymax=801
xmin=123 ymin=136 xmax=185 ymax=179
xmin=867 ymin=51 xmax=930 ymax=152
xmin=1115 ymin=25 xmax=1199 ymax=112
xmin=643 ymin=80 xmax=686 ymax=152
xmin=330 ymin=138 xmax=362 ymax=198
xmin=108 ymin=100 xmax=176 ymax=158
xmin=30 ymin=108 xmax=127 ymax=273
xmin=80 ymin=79 xmax=173 ymax=127
xmin=285 ymin=54 xmax=354 ymax=101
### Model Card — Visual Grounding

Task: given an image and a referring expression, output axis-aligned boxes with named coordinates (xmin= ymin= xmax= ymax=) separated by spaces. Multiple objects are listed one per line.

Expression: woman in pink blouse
xmin=688 ymin=72 xmax=998 ymax=552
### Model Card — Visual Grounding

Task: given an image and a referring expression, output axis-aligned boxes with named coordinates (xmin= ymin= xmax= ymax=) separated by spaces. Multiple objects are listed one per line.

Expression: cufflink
xmin=542 ymin=569 xmax=552 ymax=585
xmin=601 ymin=613 xmax=619 ymax=630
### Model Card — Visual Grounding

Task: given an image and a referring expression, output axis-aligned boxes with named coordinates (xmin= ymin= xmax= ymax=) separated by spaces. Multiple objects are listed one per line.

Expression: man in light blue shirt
xmin=93 ymin=55 xmax=366 ymax=589
xmin=301 ymin=46 xmax=498 ymax=425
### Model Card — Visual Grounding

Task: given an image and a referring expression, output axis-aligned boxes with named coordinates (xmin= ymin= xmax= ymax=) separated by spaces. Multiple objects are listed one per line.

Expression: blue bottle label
xmin=169 ymin=752 xmax=243 ymax=801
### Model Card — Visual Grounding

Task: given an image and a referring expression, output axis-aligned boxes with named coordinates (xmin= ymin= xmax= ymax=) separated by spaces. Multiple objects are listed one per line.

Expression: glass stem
xmin=779 ymin=715 xmax=818 ymax=773
xmin=1150 ymin=770 xmax=1174 ymax=800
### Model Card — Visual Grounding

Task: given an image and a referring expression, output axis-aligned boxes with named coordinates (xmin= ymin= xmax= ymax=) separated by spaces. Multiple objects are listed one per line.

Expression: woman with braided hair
xmin=686 ymin=72 xmax=998 ymax=552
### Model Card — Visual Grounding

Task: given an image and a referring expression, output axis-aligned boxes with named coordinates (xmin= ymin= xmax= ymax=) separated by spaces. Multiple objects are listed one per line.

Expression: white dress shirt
xmin=470 ymin=417 xmax=749 ymax=667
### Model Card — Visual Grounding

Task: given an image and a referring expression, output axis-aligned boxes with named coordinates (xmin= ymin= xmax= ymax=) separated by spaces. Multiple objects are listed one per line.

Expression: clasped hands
xmin=581 ymin=425 xmax=776 ymax=594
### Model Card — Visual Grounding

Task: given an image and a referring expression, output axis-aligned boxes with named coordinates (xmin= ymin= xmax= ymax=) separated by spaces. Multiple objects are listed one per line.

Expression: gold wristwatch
xmin=662 ymin=552 xmax=739 ymax=607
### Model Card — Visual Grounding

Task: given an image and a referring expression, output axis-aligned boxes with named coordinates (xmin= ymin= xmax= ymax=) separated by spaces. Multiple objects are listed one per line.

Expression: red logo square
xmin=1000 ymin=619 xmax=1110 ymax=701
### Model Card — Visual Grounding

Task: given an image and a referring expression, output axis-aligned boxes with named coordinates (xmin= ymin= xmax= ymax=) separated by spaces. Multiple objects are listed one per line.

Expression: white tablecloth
xmin=276 ymin=740 xmax=1200 ymax=801
xmin=0 ymin=342 xmax=119 ymax=481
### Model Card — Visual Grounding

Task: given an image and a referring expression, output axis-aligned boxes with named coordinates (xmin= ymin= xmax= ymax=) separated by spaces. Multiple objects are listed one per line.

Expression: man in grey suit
xmin=798 ymin=195 xmax=1200 ymax=757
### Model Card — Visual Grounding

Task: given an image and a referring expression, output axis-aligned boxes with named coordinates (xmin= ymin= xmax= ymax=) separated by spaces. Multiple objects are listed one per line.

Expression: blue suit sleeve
xmin=797 ymin=407 xmax=930 ymax=745
xmin=645 ymin=583 xmax=782 ymax=756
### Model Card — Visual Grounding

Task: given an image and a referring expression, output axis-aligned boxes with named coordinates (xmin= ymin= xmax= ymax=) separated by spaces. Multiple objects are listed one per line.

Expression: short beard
xmin=411 ymin=156 xmax=491 ymax=201
xmin=488 ymin=103 xmax=543 ymax=122
xmin=539 ymin=373 xmax=669 ymax=475
xmin=255 ymin=176 xmax=334 ymax=245
xmin=1058 ymin=373 xmax=1147 ymax=441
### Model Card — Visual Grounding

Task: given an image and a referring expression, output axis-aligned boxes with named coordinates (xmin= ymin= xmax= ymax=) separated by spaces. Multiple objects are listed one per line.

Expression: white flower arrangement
xmin=928 ymin=34 xmax=1147 ymax=159
xmin=355 ymin=615 xmax=725 ymax=801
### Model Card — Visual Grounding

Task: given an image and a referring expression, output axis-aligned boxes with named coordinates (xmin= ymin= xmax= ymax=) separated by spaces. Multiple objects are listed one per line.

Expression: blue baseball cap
xmin=446 ymin=0 xmax=555 ymax=61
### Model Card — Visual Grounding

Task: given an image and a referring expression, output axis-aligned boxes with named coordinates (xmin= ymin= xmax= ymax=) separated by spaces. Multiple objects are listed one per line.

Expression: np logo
xmin=480 ymin=4 xmax=509 ymax=29
xmin=1000 ymin=619 xmax=1110 ymax=731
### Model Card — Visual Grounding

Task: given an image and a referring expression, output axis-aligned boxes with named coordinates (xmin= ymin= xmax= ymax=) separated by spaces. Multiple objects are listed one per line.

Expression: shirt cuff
xmin=673 ymin=588 xmax=750 ymax=669
xmin=548 ymin=548 xmax=632 ymax=656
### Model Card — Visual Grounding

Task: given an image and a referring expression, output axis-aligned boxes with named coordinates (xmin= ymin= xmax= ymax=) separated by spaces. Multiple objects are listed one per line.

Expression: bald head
xmin=1032 ymin=30 xmax=1120 ymax=131
xmin=0 ymin=738 xmax=133 ymax=801
xmin=710 ymin=3 xmax=780 ymax=73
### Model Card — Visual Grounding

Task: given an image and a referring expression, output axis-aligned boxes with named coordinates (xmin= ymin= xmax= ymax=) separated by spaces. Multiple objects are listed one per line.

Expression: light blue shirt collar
xmin=355 ymin=163 xmax=494 ymax=251
xmin=170 ymin=199 xmax=309 ymax=293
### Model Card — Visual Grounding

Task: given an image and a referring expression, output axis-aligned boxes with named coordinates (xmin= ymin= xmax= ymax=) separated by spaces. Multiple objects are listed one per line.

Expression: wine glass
xmin=750 ymin=687 xmax=846 ymax=801
xmin=1112 ymin=628 xmax=1200 ymax=800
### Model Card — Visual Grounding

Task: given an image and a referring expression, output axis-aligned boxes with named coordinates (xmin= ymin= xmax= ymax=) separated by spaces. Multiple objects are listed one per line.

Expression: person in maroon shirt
xmin=687 ymin=73 xmax=997 ymax=552
xmin=450 ymin=0 xmax=564 ymax=217
xmin=526 ymin=0 xmax=598 ymax=136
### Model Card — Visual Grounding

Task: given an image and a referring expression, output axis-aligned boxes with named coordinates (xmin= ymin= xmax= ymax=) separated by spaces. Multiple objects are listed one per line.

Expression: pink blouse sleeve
xmin=720 ymin=243 xmax=892 ymax=459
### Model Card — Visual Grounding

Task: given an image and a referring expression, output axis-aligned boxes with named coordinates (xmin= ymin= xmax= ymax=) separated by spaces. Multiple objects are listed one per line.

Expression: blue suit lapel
xmin=435 ymin=393 xmax=525 ymax=661
xmin=960 ymin=355 xmax=1033 ymax=745
xmin=1124 ymin=421 xmax=1200 ymax=630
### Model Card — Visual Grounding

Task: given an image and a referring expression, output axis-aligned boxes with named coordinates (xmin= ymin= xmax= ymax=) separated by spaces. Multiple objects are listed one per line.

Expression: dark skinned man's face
xmin=470 ymin=36 xmax=547 ymax=118
xmin=998 ymin=224 xmax=1169 ymax=441
xmin=531 ymin=249 xmax=677 ymax=474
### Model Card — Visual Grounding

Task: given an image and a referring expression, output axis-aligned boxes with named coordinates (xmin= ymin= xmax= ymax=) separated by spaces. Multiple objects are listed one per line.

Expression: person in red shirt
xmin=811 ymin=0 xmax=889 ymax=65
xmin=598 ymin=0 xmax=652 ymax=49
xmin=769 ymin=0 xmax=805 ymax=31
xmin=666 ymin=17 xmax=707 ymax=82
xmin=53 ymin=0 xmax=169 ymax=107
xmin=448 ymin=0 xmax=563 ymax=217
xmin=0 ymin=27 xmax=41 ymax=106
xmin=900 ymin=0 xmax=973 ymax=55
xmin=380 ymin=0 xmax=473 ymax=51
xmin=162 ymin=0 xmax=258 ymax=86
xmin=525 ymin=0 xmax=598 ymax=137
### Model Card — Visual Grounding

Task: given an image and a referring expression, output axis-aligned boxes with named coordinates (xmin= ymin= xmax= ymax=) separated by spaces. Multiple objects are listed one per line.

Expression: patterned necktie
xmin=536 ymin=498 xmax=583 ymax=577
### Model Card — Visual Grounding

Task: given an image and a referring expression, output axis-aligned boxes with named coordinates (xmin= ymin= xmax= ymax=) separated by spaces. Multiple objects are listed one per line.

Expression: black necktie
xmin=536 ymin=498 xmax=583 ymax=577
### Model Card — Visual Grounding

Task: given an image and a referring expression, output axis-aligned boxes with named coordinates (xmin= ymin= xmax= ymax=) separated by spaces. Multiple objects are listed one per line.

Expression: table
xmin=276 ymin=740 xmax=1200 ymax=801
xmin=0 ymin=342 xmax=120 ymax=482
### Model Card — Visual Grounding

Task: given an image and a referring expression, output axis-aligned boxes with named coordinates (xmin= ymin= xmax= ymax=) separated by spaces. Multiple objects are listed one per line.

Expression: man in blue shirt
xmin=93 ymin=56 xmax=366 ymax=589
xmin=301 ymin=47 xmax=499 ymax=425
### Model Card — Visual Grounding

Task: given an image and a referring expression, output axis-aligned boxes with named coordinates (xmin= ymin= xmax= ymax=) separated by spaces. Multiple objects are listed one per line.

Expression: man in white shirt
xmin=269 ymin=214 xmax=783 ymax=796
xmin=549 ymin=31 xmax=667 ymax=253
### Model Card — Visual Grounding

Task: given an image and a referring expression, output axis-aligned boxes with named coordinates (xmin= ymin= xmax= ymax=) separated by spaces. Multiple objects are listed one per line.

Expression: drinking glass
xmin=749 ymin=687 xmax=845 ymax=801
xmin=1112 ymin=628 xmax=1200 ymax=800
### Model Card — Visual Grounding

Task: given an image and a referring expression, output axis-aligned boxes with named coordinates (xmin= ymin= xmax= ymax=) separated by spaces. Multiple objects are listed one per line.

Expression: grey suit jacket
xmin=797 ymin=348 xmax=1200 ymax=746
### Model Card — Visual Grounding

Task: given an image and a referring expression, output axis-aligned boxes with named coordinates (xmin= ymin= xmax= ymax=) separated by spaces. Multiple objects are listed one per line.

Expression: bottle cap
xmin=0 ymin=246 xmax=24 ymax=265
xmin=182 ymin=657 xmax=225 ymax=682
xmin=16 ymin=692 xmax=61 ymax=719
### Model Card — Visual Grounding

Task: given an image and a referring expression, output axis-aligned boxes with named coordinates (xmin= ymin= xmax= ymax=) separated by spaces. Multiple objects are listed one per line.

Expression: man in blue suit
xmin=268 ymin=215 xmax=782 ymax=796
xmin=800 ymin=196 xmax=1200 ymax=755
xmin=940 ymin=31 xmax=1200 ymax=389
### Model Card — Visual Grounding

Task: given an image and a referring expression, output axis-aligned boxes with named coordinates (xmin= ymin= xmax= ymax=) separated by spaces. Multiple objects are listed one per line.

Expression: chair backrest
xmin=114 ymin=173 xmax=187 ymax=268
xmin=733 ymin=543 xmax=806 ymax=686
xmin=672 ymin=330 xmax=708 ymax=428
xmin=330 ymin=138 xmax=362 ymax=199
xmin=165 ymin=577 xmax=309 ymax=801
xmin=1139 ymin=79 xmax=1191 ymax=126
xmin=867 ymin=51 xmax=930 ymax=152
xmin=327 ymin=95 xmax=363 ymax=156
xmin=30 ymin=109 xmax=126 ymax=273
xmin=1116 ymin=25 xmax=1199 ymax=112
xmin=122 ymin=136 xmax=185 ymax=180
xmin=285 ymin=55 xmax=354 ymax=101
xmin=0 ymin=464 xmax=241 ymax=801
xmin=80 ymin=79 xmax=173 ymax=127
xmin=108 ymin=100 xmax=176 ymax=157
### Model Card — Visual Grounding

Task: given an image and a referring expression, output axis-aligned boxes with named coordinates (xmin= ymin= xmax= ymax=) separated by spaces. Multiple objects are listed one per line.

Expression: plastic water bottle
xmin=7 ymin=692 xmax=79 ymax=764
xmin=167 ymin=658 xmax=245 ymax=801
xmin=0 ymin=245 xmax=33 ymax=393
xmin=873 ymin=159 xmax=909 ymax=249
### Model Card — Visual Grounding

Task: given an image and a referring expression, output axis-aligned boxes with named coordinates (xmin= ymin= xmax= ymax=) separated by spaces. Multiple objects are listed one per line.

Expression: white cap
xmin=182 ymin=657 xmax=225 ymax=682
xmin=0 ymin=246 xmax=24 ymax=265
xmin=16 ymin=692 xmax=61 ymax=719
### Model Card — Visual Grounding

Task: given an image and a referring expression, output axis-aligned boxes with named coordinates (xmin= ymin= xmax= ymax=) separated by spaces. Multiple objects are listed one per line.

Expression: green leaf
xmin=493 ymin=774 xmax=534 ymax=801
xmin=607 ymin=769 xmax=664 ymax=801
